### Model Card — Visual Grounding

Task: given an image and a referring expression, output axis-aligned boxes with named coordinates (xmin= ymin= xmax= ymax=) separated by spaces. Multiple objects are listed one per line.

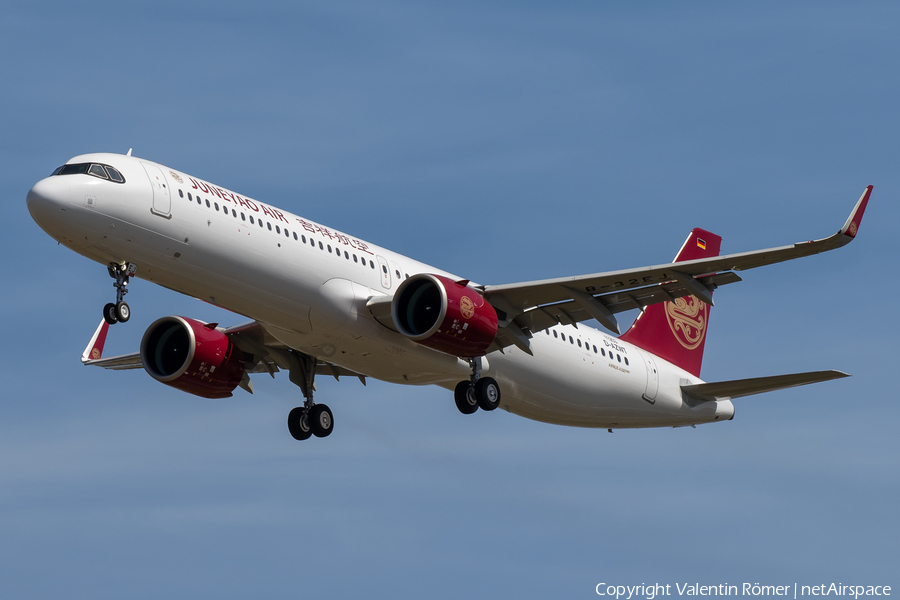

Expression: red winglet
xmin=81 ymin=320 xmax=110 ymax=363
xmin=841 ymin=185 xmax=872 ymax=239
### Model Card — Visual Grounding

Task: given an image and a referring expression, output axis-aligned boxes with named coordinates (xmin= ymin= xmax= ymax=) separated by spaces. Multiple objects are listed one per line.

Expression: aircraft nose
xmin=27 ymin=176 xmax=71 ymax=232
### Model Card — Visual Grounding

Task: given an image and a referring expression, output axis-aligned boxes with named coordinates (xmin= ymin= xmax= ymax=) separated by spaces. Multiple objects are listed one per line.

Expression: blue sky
xmin=1 ymin=1 xmax=898 ymax=598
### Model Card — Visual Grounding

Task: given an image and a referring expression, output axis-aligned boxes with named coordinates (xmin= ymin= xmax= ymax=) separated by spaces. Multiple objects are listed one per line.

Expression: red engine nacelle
xmin=140 ymin=316 xmax=245 ymax=399
xmin=392 ymin=274 xmax=498 ymax=357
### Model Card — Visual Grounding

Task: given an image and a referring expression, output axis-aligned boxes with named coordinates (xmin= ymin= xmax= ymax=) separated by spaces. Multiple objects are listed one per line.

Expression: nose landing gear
xmin=454 ymin=358 xmax=501 ymax=414
xmin=103 ymin=262 xmax=136 ymax=325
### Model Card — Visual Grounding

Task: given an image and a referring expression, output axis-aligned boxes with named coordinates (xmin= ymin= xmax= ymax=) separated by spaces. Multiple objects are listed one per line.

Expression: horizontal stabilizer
xmin=681 ymin=370 xmax=849 ymax=402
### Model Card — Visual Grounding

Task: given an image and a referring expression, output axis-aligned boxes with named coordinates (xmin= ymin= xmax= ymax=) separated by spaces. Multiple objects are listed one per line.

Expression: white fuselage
xmin=27 ymin=152 xmax=734 ymax=429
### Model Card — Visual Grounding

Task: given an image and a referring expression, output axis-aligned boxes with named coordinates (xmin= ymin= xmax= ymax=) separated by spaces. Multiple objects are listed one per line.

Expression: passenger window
xmin=301 ymin=235 xmax=306 ymax=243
xmin=249 ymin=216 xmax=254 ymax=224
xmin=353 ymin=255 xmax=358 ymax=263
xmin=319 ymin=241 xmax=324 ymax=250
xmin=382 ymin=265 xmax=387 ymax=274
xmin=259 ymin=220 xmax=264 ymax=228
xmin=276 ymin=225 xmax=281 ymax=233
xmin=232 ymin=209 xmax=237 ymax=217
xmin=188 ymin=193 xmax=192 ymax=201
xmin=601 ymin=349 xmax=606 ymax=357
xmin=178 ymin=189 xmax=184 ymax=198
xmin=570 ymin=338 xmax=575 ymax=345
xmin=624 ymin=357 xmax=629 ymax=366
xmin=105 ymin=166 xmax=125 ymax=183
xmin=196 ymin=198 xmax=201 ymax=205
xmin=345 ymin=251 xmax=349 ymax=259
xmin=327 ymin=245 xmax=332 ymax=253
xmin=560 ymin=334 xmax=566 ymax=342
xmin=293 ymin=232 xmax=298 ymax=240
xmin=206 ymin=200 xmax=210 ymax=208
xmin=285 ymin=229 xmax=290 ymax=237
xmin=593 ymin=345 xmax=597 ymax=353
xmin=395 ymin=270 xmax=401 ymax=278
xmin=577 ymin=340 xmax=582 ymax=348
xmin=370 ymin=262 xmax=375 ymax=269
xmin=267 ymin=223 xmax=272 ymax=231
xmin=89 ymin=164 xmax=108 ymax=179
xmin=214 ymin=203 xmax=219 ymax=210
xmin=360 ymin=258 xmax=366 ymax=266
xmin=553 ymin=331 xmax=558 ymax=338
xmin=617 ymin=354 xmax=621 ymax=362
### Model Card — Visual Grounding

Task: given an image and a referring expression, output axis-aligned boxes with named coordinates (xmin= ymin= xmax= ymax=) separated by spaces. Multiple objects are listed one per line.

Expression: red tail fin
xmin=619 ymin=228 xmax=721 ymax=377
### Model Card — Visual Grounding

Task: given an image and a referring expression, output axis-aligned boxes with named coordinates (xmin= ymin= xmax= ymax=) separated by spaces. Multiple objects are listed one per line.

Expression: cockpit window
xmin=56 ymin=163 xmax=90 ymax=176
xmin=52 ymin=162 xmax=126 ymax=183
xmin=89 ymin=164 xmax=108 ymax=179
xmin=105 ymin=166 xmax=125 ymax=182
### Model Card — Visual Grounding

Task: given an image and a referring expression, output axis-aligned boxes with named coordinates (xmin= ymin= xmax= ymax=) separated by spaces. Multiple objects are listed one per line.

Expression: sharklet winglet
xmin=81 ymin=320 xmax=110 ymax=363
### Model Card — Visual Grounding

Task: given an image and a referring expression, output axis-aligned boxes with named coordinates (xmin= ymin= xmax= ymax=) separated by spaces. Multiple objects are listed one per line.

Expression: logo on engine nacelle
xmin=460 ymin=296 xmax=475 ymax=319
xmin=665 ymin=296 xmax=707 ymax=350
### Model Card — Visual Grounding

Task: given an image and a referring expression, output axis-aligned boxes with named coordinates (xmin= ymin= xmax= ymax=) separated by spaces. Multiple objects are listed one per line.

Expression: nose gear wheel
xmin=103 ymin=262 xmax=136 ymax=324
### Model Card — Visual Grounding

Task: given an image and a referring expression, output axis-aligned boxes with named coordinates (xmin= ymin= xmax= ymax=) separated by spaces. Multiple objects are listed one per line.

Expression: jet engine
xmin=392 ymin=274 xmax=498 ymax=357
xmin=140 ymin=316 xmax=245 ymax=398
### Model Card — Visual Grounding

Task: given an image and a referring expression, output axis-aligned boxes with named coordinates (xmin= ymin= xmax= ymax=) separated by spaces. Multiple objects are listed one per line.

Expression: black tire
xmin=287 ymin=407 xmax=312 ymax=441
xmin=309 ymin=404 xmax=334 ymax=438
xmin=475 ymin=377 xmax=501 ymax=411
xmin=103 ymin=303 xmax=118 ymax=325
xmin=115 ymin=301 xmax=130 ymax=323
xmin=454 ymin=381 xmax=479 ymax=414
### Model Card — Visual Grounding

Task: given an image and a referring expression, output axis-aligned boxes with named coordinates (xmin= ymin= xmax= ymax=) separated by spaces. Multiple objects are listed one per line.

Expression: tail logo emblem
xmin=665 ymin=296 xmax=707 ymax=350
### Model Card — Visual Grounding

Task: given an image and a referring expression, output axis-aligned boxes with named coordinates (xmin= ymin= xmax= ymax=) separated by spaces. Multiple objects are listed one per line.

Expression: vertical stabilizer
xmin=619 ymin=228 xmax=721 ymax=377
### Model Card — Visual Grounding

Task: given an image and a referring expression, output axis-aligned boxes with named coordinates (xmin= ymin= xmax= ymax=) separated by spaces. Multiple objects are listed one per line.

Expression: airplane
xmin=26 ymin=151 xmax=872 ymax=441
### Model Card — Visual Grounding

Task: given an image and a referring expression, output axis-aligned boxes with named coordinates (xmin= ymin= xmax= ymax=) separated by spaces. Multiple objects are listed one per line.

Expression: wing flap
xmin=681 ymin=370 xmax=849 ymax=402
xmin=511 ymin=272 xmax=740 ymax=336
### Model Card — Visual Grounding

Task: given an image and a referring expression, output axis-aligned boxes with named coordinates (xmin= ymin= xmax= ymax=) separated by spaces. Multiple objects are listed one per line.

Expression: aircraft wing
xmin=80 ymin=320 xmax=367 ymax=389
xmin=681 ymin=370 xmax=849 ymax=403
xmin=483 ymin=187 xmax=872 ymax=344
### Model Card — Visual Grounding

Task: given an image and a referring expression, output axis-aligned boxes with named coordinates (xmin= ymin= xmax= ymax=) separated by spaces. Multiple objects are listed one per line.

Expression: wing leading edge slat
xmin=485 ymin=186 xmax=872 ymax=315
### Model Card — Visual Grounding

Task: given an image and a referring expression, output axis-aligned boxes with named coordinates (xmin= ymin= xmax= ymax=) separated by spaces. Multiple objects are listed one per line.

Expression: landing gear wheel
xmin=475 ymin=377 xmax=500 ymax=411
xmin=115 ymin=301 xmax=130 ymax=323
xmin=309 ymin=404 xmax=334 ymax=438
xmin=103 ymin=303 xmax=118 ymax=325
xmin=287 ymin=407 xmax=312 ymax=441
xmin=454 ymin=381 xmax=479 ymax=415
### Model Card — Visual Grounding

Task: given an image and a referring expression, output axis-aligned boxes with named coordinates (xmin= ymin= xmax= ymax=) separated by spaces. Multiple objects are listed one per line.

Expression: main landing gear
xmin=103 ymin=262 xmax=136 ymax=325
xmin=454 ymin=358 xmax=500 ymax=415
xmin=286 ymin=351 xmax=334 ymax=441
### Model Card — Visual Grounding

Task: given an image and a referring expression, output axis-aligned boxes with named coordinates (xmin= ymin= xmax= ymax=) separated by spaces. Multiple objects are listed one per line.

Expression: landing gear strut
xmin=286 ymin=351 xmax=334 ymax=441
xmin=103 ymin=262 xmax=136 ymax=325
xmin=454 ymin=358 xmax=500 ymax=415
